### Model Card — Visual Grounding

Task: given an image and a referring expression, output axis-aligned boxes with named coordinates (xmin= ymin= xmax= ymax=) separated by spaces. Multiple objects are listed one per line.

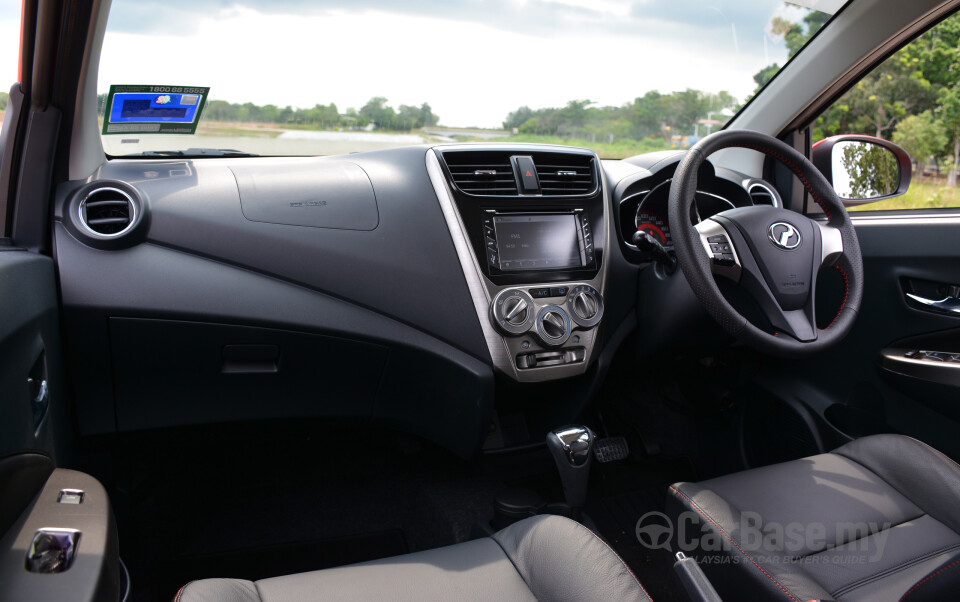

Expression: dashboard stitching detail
xmin=669 ymin=486 xmax=802 ymax=602
xmin=821 ymin=265 xmax=849 ymax=330
xmin=740 ymin=144 xmax=832 ymax=220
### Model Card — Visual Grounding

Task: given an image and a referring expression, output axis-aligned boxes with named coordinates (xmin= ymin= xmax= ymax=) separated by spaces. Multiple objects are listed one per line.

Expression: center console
xmin=427 ymin=145 xmax=608 ymax=382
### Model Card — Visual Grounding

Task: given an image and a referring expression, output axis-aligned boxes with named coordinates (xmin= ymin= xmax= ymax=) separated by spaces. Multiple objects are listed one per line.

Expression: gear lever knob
xmin=546 ymin=425 xmax=595 ymax=510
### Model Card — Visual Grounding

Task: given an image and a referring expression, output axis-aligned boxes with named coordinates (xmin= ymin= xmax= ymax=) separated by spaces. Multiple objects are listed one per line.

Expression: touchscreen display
xmin=493 ymin=214 xmax=582 ymax=271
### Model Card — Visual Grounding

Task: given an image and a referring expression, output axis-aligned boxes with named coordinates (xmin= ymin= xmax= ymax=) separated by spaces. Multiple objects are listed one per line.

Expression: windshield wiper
xmin=123 ymin=148 xmax=260 ymax=158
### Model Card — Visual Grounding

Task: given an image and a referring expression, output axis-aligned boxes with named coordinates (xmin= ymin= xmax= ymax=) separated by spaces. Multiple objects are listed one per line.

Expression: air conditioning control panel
xmin=491 ymin=284 xmax=603 ymax=373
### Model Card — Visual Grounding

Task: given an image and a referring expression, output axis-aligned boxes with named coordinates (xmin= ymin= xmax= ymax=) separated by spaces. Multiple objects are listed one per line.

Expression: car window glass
xmin=0 ymin=3 xmax=18 ymax=142
xmin=97 ymin=0 xmax=845 ymax=159
xmin=813 ymin=13 xmax=960 ymax=212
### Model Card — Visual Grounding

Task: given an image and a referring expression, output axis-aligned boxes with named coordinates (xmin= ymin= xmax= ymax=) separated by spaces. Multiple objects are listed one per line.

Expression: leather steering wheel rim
xmin=669 ymin=129 xmax=863 ymax=357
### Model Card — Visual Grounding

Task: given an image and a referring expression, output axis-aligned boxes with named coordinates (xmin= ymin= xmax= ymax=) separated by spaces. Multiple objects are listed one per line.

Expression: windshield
xmin=97 ymin=0 xmax=847 ymax=159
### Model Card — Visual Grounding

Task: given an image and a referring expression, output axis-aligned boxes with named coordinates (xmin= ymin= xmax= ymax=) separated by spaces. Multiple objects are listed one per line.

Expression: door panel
xmin=754 ymin=214 xmax=960 ymax=461
xmin=0 ymin=250 xmax=67 ymax=465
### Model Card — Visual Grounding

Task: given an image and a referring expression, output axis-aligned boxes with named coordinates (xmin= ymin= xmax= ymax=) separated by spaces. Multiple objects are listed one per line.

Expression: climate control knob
xmin=502 ymin=296 xmax=529 ymax=326
xmin=573 ymin=291 xmax=598 ymax=320
xmin=491 ymin=289 xmax=535 ymax=335
xmin=567 ymin=285 xmax=604 ymax=328
xmin=536 ymin=306 xmax=572 ymax=346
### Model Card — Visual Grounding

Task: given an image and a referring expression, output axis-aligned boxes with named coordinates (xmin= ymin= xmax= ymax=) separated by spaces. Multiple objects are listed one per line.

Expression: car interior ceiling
xmin=4 ymin=0 xmax=960 ymax=601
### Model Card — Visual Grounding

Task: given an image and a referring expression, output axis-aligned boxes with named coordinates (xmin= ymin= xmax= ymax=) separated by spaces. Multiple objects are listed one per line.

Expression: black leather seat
xmin=668 ymin=434 xmax=960 ymax=601
xmin=175 ymin=514 xmax=651 ymax=602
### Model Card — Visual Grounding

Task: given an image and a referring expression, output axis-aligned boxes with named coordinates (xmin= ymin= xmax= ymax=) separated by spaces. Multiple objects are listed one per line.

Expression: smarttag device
xmin=102 ymin=85 xmax=210 ymax=135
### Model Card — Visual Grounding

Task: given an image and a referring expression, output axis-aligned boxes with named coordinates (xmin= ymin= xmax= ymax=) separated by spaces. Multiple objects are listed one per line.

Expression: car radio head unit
xmin=484 ymin=211 xmax=595 ymax=272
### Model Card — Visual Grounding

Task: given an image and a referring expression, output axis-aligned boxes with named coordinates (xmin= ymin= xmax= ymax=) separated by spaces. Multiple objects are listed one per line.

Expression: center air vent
xmin=79 ymin=187 xmax=136 ymax=236
xmin=535 ymin=153 xmax=596 ymax=196
xmin=443 ymin=151 xmax=518 ymax=196
xmin=441 ymin=149 xmax=597 ymax=197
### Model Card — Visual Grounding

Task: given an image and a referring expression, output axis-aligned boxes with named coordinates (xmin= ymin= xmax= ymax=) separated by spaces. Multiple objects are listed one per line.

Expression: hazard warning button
xmin=513 ymin=155 xmax=540 ymax=193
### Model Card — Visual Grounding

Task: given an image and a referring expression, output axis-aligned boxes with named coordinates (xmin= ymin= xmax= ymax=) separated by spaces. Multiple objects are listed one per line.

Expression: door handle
xmin=906 ymin=293 xmax=960 ymax=315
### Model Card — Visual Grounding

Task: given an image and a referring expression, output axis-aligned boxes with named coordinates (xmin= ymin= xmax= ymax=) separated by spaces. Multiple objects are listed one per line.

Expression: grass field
xmin=848 ymin=179 xmax=960 ymax=211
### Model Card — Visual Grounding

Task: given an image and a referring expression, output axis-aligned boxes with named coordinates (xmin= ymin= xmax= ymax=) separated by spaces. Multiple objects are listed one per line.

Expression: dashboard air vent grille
xmin=535 ymin=153 xmax=596 ymax=196
xmin=80 ymin=187 xmax=136 ymax=236
xmin=443 ymin=152 xmax=518 ymax=196
xmin=748 ymin=182 xmax=777 ymax=207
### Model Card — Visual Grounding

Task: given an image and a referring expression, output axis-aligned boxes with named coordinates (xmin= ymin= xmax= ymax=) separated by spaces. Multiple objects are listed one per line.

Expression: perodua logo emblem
xmin=768 ymin=222 xmax=801 ymax=250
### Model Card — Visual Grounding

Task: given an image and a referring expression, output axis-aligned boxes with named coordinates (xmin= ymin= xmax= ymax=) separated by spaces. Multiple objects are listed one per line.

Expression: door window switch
xmin=57 ymin=489 xmax=85 ymax=504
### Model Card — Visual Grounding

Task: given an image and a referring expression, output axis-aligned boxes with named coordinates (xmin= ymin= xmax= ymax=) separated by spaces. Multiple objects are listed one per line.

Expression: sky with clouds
xmin=0 ymin=1 xmax=842 ymax=128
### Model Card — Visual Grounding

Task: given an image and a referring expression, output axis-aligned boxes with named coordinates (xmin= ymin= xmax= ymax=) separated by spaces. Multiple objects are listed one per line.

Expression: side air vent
xmin=79 ymin=187 xmax=136 ymax=236
xmin=535 ymin=153 xmax=596 ymax=196
xmin=443 ymin=151 xmax=519 ymax=196
xmin=747 ymin=182 xmax=779 ymax=207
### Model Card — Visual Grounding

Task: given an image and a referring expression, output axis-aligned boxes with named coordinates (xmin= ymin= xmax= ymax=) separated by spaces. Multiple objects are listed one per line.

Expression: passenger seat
xmin=175 ymin=514 xmax=652 ymax=602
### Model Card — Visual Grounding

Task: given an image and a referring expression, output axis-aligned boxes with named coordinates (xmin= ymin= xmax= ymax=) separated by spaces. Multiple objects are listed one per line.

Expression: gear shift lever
xmin=546 ymin=425 xmax=595 ymax=513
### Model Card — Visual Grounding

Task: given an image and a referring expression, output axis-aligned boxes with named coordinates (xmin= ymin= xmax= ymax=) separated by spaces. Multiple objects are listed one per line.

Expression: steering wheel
xmin=669 ymin=130 xmax=863 ymax=356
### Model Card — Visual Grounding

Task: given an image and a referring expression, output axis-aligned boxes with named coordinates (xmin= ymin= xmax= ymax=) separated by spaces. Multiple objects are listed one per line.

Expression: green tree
xmin=419 ymin=103 xmax=439 ymax=127
xmin=938 ymin=85 xmax=960 ymax=186
xmin=753 ymin=64 xmax=780 ymax=89
xmin=892 ymin=111 xmax=947 ymax=180
xmin=503 ymin=106 xmax=535 ymax=130
xmin=360 ymin=97 xmax=396 ymax=129
xmin=0 ymin=91 xmax=6 ymax=111
xmin=751 ymin=11 xmax=829 ymax=93
xmin=839 ymin=142 xmax=900 ymax=198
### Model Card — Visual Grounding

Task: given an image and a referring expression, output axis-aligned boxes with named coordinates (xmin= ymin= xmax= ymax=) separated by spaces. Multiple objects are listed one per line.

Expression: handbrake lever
xmin=673 ymin=552 xmax=722 ymax=602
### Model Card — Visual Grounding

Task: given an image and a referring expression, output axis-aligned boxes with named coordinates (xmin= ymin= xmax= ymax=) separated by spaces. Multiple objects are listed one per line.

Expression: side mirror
xmin=812 ymin=135 xmax=912 ymax=206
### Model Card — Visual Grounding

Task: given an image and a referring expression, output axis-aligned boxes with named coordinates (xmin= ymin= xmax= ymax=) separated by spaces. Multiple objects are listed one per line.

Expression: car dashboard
xmin=53 ymin=143 xmax=781 ymax=458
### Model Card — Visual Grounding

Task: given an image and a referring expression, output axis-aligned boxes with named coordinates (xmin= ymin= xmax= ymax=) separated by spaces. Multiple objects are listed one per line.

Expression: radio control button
xmin=487 ymin=249 xmax=499 ymax=266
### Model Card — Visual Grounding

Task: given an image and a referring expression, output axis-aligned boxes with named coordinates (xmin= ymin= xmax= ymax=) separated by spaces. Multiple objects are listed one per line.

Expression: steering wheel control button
xmin=714 ymin=253 xmax=735 ymax=267
xmin=695 ymin=219 xmax=742 ymax=282
xmin=491 ymin=289 xmax=535 ymax=335
xmin=536 ymin=306 xmax=572 ymax=346
xmin=567 ymin=285 xmax=604 ymax=328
